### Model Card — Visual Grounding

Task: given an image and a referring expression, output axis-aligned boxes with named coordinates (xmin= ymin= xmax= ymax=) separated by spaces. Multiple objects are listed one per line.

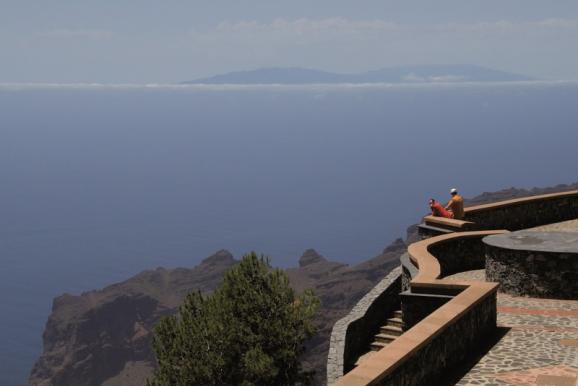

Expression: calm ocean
xmin=1 ymin=82 xmax=578 ymax=385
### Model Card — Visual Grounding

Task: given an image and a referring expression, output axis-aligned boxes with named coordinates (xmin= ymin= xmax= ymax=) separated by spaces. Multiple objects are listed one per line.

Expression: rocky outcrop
xmin=28 ymin=250 xmax=237 ymax=386
xmin=293 ymin=244 xmax=406 ymax=384
xmin=29 ymin=245 xmax=405 ymax=386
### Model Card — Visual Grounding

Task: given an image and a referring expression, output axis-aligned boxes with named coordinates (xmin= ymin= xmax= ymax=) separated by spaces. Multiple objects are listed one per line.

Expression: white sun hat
xmin=450 ymin=188 xmax=458 ymax=194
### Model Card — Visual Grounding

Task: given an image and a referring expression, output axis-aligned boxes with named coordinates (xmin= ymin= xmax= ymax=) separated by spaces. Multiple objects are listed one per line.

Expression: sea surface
xmin=1 ymin=81 xmax=578 ymax=385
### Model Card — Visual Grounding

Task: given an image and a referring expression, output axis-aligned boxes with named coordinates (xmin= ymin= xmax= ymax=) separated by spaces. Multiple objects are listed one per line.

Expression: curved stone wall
xmin=485 ymin=230 xmax=578 ymax=299
xmin=326 ymin=267 xmax=401 ymax=384
xmin=427 ymin=233 xmax=489 ymax=278
xmin=466 ymin=190 xmax=578 ymax=230
xmin=332 ymin=231 xmax=502 ymax=386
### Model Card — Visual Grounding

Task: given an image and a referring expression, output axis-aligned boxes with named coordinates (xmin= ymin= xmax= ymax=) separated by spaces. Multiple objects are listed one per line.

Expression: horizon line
xmin=1 ymin=79 xmax=577 ymax=92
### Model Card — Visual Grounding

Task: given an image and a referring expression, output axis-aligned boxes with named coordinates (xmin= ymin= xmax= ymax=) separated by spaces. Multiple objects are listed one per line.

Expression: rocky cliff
xmin=29 ymin=243 xmax=405 ymax=386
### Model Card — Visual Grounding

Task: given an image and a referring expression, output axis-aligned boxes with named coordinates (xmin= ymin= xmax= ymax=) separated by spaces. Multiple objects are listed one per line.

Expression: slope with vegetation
xmin=148 ymin=252 xmax=319 ymax=386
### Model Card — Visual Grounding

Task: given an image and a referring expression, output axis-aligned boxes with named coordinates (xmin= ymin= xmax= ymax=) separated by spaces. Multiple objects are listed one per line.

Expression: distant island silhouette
xmin=183 ymin=65 xmax=533 ymax=84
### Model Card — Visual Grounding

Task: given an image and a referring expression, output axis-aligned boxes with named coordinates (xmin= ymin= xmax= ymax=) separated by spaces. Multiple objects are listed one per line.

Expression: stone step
xmin=386 ymin=317 xmax=404 ymax=328
xmin=354 ymin=351 xmax=376 ymax=366
xmin=374 ymin=333 xmax=398 ymax=344
xmin=380 ymin=325 xmax=403 ymax=336
xmin=417 ymin=223 xmax=454 ymax=237
xmin=393 ymin=310 xmax=403 ymax=319
xmin=370 ymin=341 xmax=388 ymax=351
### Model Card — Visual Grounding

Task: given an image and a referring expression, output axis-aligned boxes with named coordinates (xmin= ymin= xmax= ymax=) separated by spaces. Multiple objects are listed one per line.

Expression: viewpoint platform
xmin=446 ymin=267 xmax=578 ymax=385
xmin=447 ymin=219 xmax=578 ymax=385
xmin=328 ymin=190 xmax=578 ymax=386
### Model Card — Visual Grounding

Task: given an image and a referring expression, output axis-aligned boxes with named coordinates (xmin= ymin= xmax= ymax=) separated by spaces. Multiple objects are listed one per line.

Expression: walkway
xmin=445 ymin=269 xmax=578 ymax=386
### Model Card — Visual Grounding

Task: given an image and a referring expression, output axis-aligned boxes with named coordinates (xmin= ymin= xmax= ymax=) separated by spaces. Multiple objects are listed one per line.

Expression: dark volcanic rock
xmin=28 ymin=250 xmax=237 ymax=386
xmin=200 ymin=249 xmax=235 ymax=266
xmin=299 ymin=248 xmax=328 ymax=267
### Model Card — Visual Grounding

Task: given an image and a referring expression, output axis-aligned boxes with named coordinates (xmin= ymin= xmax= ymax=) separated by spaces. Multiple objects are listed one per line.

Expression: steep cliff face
xmin=29 ymin=244 xmax=405 ymax=386
xmin=29 ymin=250 xmax=237 ymax=386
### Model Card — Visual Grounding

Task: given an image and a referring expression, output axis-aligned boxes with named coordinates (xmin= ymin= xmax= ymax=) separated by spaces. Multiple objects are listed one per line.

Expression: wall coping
xmin=332 ymin=231 xmax=503 ymax=386
xmin=408 ymin=230 xmax=509 ymax=282
xmin=423 ymin=216 xmax=473 ymax=229
xmin=466 ymin=189 xmax=578 ymax=214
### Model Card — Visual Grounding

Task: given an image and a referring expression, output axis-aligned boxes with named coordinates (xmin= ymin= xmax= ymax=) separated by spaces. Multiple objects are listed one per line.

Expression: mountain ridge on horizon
xmin=183 ymin=64 xmax=533 ymax=85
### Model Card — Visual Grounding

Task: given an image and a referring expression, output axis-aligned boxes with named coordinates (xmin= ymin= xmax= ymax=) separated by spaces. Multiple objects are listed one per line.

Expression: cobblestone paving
xmin=445 ymin=270 xmax=578 ymax=385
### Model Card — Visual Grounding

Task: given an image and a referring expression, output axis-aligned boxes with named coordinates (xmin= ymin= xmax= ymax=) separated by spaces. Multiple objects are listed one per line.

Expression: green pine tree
xmin=147 ymin=252 xmax=320 ymax=386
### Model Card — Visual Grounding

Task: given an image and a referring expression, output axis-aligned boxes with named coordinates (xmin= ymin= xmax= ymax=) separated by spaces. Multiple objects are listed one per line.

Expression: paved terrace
xmin=445 ymin=221 xmax=578 ymax=386
xmin=445 ymin=269 xmax=578 ymax=386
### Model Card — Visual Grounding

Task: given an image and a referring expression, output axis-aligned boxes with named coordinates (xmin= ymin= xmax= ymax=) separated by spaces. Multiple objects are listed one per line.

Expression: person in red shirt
xmin=429 ymin=198 xmax=453 ymax=218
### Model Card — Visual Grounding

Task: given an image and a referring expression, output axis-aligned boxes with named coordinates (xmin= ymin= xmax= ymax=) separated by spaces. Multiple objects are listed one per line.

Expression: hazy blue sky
xmin=2 ymin=1 xmax=578 ymax=83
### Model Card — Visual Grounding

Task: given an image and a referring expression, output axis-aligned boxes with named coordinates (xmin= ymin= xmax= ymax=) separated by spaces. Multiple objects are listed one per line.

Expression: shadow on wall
xmin=436 ymin=326 xmax=511 ymax=386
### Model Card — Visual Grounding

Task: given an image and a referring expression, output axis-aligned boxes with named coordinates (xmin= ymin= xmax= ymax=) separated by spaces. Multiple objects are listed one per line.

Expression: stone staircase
xmin=355 ymin=309 xmax=404 ymax=365
xmin=417 ymin=215 xmax=476 ymax=239
xmin=370 ymin=310 xmax=404 ymax=351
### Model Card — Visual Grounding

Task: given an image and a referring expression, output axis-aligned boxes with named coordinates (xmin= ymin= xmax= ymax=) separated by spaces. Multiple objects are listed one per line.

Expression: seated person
xmin=445 ymin=188 xmax=465 ymax=220
xmin=429 ymin=198 xmax=453 ymax=218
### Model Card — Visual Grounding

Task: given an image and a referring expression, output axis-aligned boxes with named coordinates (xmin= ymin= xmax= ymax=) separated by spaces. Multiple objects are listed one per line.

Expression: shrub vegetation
xmin=148 ymin=252 xmax=319 ymax=386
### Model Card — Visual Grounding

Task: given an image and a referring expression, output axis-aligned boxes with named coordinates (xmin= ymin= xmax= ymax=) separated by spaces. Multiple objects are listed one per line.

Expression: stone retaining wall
xmin=399 ymin=253 xmax=417 ymax=292
xmin=428 ymin=235 xmax=488 ymax=277
xmin=327 ymin=267 xmax=401 ymax=384
xmin=466 ymin=192 xmax=578 ymax=230
xmin=486 ymin=244 xmax=578 ymax=299
xmin=372 ymin=291 xmax=497 ymax=386
xmin=400 ymin=291 xmax=453 ymax=329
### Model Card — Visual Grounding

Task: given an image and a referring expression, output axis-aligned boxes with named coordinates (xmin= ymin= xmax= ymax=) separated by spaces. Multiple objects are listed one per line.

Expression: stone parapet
xmin=466 ymin=190 xmax=578 ymax=230
xmin=400 ymin=290 xmax=453 ymax=329
xmin=427 ymin=232 xmax=490 ymax=277
xmin=371 ymin=288 xmax=496 ymax=386
xmin=399 ymin=253 xmax=417 ymax=292
xmin=332 ymin=231 xmax=502 ymax=386
xmin=327 ymin=267 xmax=401 ymax=385
xmin=332 ymin=279 xmax=498 ymax=386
